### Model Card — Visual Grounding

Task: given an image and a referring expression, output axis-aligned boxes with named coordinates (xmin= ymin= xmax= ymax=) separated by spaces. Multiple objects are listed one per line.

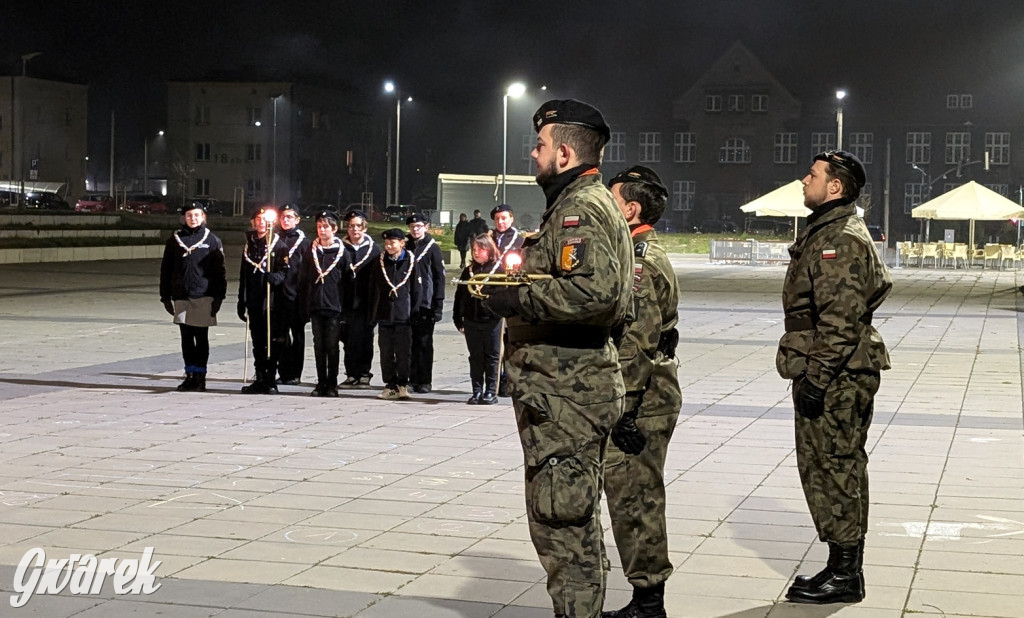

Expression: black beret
xmin=608 ymin=165 xmax=668 ymax=198
xmin=181 ymin=201 xmax=206 ymax=214
xmin=382 ymin=227 xmax=406 ymax=240
xmin=344 ymin=209 xmax=367 ymax=222
xmin=315 ymin=210 xmax=338 ymax=225
xmin=280 ymin=204 xmax=298 ymax=215
xmin=813 ymin=150 xmax=867 ymax=189
xmin=532 ymin=99 xmax=610 ymax=143
xmin=490 ymin=204 xmax=514 ymax=218
xmin=250 ymin=208 xmax=267 ymax=220
xmin=405 ymin=213 xmax=429 ymax=225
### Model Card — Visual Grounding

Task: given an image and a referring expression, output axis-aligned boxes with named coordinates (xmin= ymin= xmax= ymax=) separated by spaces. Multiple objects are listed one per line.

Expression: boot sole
xmin=785 ymin=592 xmax=864 ymax=604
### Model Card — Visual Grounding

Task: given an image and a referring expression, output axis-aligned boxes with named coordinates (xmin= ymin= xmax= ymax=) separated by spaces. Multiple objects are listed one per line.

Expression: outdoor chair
xmin=1000 ymin=244 xmax=1016 ymax=269
xmin=983 ymin=244 xmax=1002 ymax=269
xmin=949 ymin=243 xmax=969 ymax=269
xmin=921 ymin=243 xmax=939 ymax=267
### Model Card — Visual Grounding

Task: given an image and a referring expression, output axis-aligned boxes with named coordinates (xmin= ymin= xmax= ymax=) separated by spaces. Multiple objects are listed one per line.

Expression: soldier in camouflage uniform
xmin=777 ymin=151 xmax=891 ymax=605
xmin=601 ymin=166 xmax=680 ymax=618
xmin=484 ymin=99 xmax=633 ymax=618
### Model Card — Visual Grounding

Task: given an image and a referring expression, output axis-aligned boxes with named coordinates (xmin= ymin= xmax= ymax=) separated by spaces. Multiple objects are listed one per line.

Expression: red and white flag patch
xmin=562 ymin=215 xmax=581 ymax=228
xmin=821 ymin=249 xmax=837 ymax=260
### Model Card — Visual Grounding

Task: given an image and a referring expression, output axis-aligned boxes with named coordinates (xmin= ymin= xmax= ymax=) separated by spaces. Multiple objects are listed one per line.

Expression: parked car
xmin=24 ymin=192 xmax=70 ymax=210
xmin=75 ymin=194 xmax=116 ymax=213
xmin=383 ymin=205 xmax=412 ymax=222
xmin=189 ymin=197 xmax=228 ymax=215
xmin=693 ymin=219 xmax=738 ymax=234
xmin=124 ymin=194 xmax=168 ymax=214
xmin=866 ymin=225 xmax=885 ymax=242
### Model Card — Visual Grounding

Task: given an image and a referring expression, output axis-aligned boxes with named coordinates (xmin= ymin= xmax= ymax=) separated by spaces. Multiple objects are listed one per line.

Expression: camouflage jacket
xmin=776 ymin=200 xmax=891 ymax=389
xmin=618 ymin=225 xmax=679 ymax=407
xmin=506 ymin=168 xmax=633 ymax=404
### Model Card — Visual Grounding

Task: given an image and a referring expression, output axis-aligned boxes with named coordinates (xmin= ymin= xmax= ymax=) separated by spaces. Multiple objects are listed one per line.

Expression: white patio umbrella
xmin=911 ymin=181 xmax=1024 ymax=249
xmin=739 ymin=181 xmax=810 ymax=241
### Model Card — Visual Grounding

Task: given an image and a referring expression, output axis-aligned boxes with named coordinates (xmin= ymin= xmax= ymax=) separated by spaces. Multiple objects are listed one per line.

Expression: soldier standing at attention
xmin=272 ymin=204 xmax=308 ymax=386
xmin=405 ymin=213 xmax=445 ymax=394
xmin=779 ymin=150 xmax=891 ymax=605
xmin=159 ymin=201 xmax=226 ymax=392
xmin=602 ymin=166 xmax=681 ymax=618
xmin=483 ymin=99 xmax=633 ymax=618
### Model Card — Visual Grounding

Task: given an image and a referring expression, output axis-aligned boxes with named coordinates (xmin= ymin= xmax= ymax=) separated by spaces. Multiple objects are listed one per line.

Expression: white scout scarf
xmin=276 ymin=229 xmax=306 ymax=263
xmin=379 ymin=250 xmax=416 ymax=299
xmin=242 ymin=240 xmax=268 ymax=273
xmin=490 ymin=228 xmax=519 ymax=274
xmin=346 ymin=235 xmax=375 ymax=274
xmin=312 ymin=237 xmax=343 ymax=284
xmin=411 ymin=236 xmax=436 ymax=261
xmin=174 ymin=228 xmax=210 ymax=258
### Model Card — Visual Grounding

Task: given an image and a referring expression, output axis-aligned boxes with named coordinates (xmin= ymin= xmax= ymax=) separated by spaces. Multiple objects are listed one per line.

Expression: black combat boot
xmin=480 ymin=373 xmax=498 ymax=404
xmin=791 ymin=541 xmax=842 ymax=590
xmin=467 ymin=378 xmax=483 ymax=404
xmin=176 ymin=373 xmax=196 ymax=391
xmin=602 ymin=582 xmax=666 ymax=618
xmin=786 ymin=541 xmax=864 ymax=604
xmin=242 ymin=371 xmax=269 ymax=394
xmin=193 ymin=373 xmax=207 ymax=392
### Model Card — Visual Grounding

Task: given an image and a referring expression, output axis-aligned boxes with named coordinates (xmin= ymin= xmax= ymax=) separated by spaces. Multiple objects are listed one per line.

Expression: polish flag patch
xmin=821 ymin=249 xmax=837 ymax=260
xmin=562 ymin=215 xmax=581 ymax=228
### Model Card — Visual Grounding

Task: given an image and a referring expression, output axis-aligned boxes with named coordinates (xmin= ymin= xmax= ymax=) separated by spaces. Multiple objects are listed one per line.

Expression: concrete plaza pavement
xmin=0 ymin=255 xmax=1022 ymax=617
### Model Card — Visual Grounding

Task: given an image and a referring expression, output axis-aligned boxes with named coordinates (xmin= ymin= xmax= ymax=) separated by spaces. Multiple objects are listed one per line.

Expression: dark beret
xmin=532 ymin=99 xmax=610 ymax=143
xmin=279 ymin=204 xmax=298 ymax=215
xmin=490 ymin=204 xmax=514 ymax=218
xmin=315 ymin=210 xmax=338 ymax=225
xmin=405 ymin=213 xmax=429 ymax=225
xmin=181 ymin=201 xmax=206 ymax=214
xmin=608 ymin=165 xmax=668 ymax=198
xmin=813 ymin=150 xmax=867 ymax=188
xmin=382 ymin=227 xmax=406 ymax=240
xmin=344 ymin=209 xmax=367 ymax=222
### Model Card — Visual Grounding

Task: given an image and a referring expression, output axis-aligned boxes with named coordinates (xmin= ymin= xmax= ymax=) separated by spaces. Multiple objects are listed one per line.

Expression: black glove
xmin=267 ymin=271 xmax=286 ymax=287
xmin=432 ymin=306 xmax=443 ymax=323
xmin=483 ymin=287 xmax=522 ymax=318
xmin=237 ymin=300 xmax=247 ymax=322
xmin=162 ymin=300 xmax=174 ymax=315
xmin=211 ymin=299 xmax=222 ymax=317
xmin=611 ymin=410 xmax=646 ymax=455
xmin=795 ymin=378 xmax=826 ymax=420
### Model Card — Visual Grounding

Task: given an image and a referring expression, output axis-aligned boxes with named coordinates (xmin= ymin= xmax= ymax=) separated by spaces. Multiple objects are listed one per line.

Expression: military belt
xmin=784 ymin=316 xmax=815 ymax=332
xmin=507 ymin=323 xmax=611 ymax=349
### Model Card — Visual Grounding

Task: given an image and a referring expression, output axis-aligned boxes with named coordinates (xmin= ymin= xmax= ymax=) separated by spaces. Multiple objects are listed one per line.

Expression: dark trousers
xmin=178 ymin=324 xmax=210 ymax=373
xmin=464 ymin=319 xmax=501 ymax=394
xmin=276 ymin=298 xmax=305 ymax=381
xmin=310 ymin=313 xmax=342 ymax=388
xmin=378 ymin=322 xmax=412 ymax=387
xmin=458 ymin=248 xmax=468 ymax=268
xmin=248 ymin=311 xmax=279 ymax=376
xmin=410 ymin=318 xmax=435 ymax=385
xmin=342 ymin=312 xmax=375 ymax=378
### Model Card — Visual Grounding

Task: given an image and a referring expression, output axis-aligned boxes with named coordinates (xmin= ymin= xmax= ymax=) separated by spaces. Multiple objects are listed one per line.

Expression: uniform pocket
xmin=527 ymin=450 xmax=598 ymax=525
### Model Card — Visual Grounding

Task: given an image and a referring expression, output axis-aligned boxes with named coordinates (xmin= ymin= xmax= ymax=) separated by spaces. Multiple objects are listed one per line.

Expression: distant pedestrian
xmin=469 ymin=209 xmax=489 ymax=237
xmin=454 ymin=213 xmax=472 ymax=269
xmin=370 ymin=228 xmax=421 ymax=400
xmin=453 ymin=233 xmax=503 ymax=405
xmin=405 ymin=213 xmax=445 ymax=394
xmin=780 ymin=150 xmax=891 ymax=605
xmin=159 ymin=201 xmax=226 ymax=392
xmin=339 ymin=209 xmax=381 ymax=389
xmin=299 ymin=211 xmax=347 ymax=397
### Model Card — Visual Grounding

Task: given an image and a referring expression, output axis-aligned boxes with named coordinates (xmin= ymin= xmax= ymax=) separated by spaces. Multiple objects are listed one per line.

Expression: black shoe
xmin=479 ymin=392 xmax=498 ymax=405
xmin=242 ymin=373 xmax=276 ymax=394
xmin=176 ymin=372 xmax=196 ymax=391
xmin=467 ymin=392 xmax=482 ymax=405
xmin=310 ymin=384 xmax=326 ymax=397
xmin=416 ymin=383 xmax=431 ymax=394
xmin=602 ymin=583 xmax=666 ymax=618
xmin=192 ymin=374 xmax=206 ymax=392
xmin=278 ymin=377 xmax=301 ymax=386
xmin=324 ymin=387 xmax=339 ymax=397
xmin=786 ymin=542 xmax=865 ymax=604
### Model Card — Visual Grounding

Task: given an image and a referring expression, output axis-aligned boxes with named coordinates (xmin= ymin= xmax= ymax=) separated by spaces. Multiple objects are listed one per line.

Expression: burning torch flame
xmin=262 ymin=208 xmax=278 ymax=225
xmin=504 ymin=252 xmax=523 ymax=274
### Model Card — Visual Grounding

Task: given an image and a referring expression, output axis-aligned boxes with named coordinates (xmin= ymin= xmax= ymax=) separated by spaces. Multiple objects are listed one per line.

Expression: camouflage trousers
xmin=794 ymin=371 xmax=879 ymax=545
xmin=514 ymin=392 xmax=624 ymax=618
xmin=604 ymin=358 xmax=681 ymax=588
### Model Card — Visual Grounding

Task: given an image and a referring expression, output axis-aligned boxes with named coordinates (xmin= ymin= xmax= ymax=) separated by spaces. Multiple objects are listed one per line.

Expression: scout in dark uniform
xmin=159 ymin=201 xmax=227 ymax=392
xmin=271 ymin=204 xmax=308 ymax=385
xmin=237 ymin=208 xmax=279 ymax=394
xmin=453 ymin=233 xmax=503 ymax=405
xmin=405 ymin=213 xmax=445 ymax=393
xmin=483 ymin=100 xmax=633 ymax=618
xmin=490 ymin=203 xmax=526 ymax=397
xmin=370 ymin=228 xmax=420 ymax=400
xmin=779 ymin=151 xmax=891 ymax=604
xmin=299 ymin=211 xmax=347 ymax=397
xmin=603 ymin=166 xmax=681 ymax=618
xmin=339 ymin=209 xmax=381 ymax=389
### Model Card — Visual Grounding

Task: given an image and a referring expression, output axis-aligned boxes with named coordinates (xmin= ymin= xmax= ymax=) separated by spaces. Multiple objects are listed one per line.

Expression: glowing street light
xmin=835 ymin=89 xmax=847 ymax=150
xmin=143 ymin=130 xmax=164 ymax=194
xmin=502 ymin=82 xmax=526 ymax=203
xmin=384 ymin=81 xmax=412 ymax=205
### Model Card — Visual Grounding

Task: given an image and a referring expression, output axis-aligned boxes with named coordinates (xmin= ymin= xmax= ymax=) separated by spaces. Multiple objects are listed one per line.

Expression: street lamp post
xmin=383 ymin=82 xmax=411 ymax=206
xmin=16 ymin=52 xmax=42 ymax=206
xmin=502 ymin=82 xmax=526 ymax=204
xmin=835 ymin=89 xmax=847 ymax=150
xmin=143 ymin=130 xmax=164 ymax=194
xmin=271 ymin=94 xmax=283 ymax=205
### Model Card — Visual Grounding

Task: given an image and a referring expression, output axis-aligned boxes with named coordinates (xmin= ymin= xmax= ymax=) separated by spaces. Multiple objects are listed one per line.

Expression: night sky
xmin=5 ymin=1 xmax=1024 ymax=184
